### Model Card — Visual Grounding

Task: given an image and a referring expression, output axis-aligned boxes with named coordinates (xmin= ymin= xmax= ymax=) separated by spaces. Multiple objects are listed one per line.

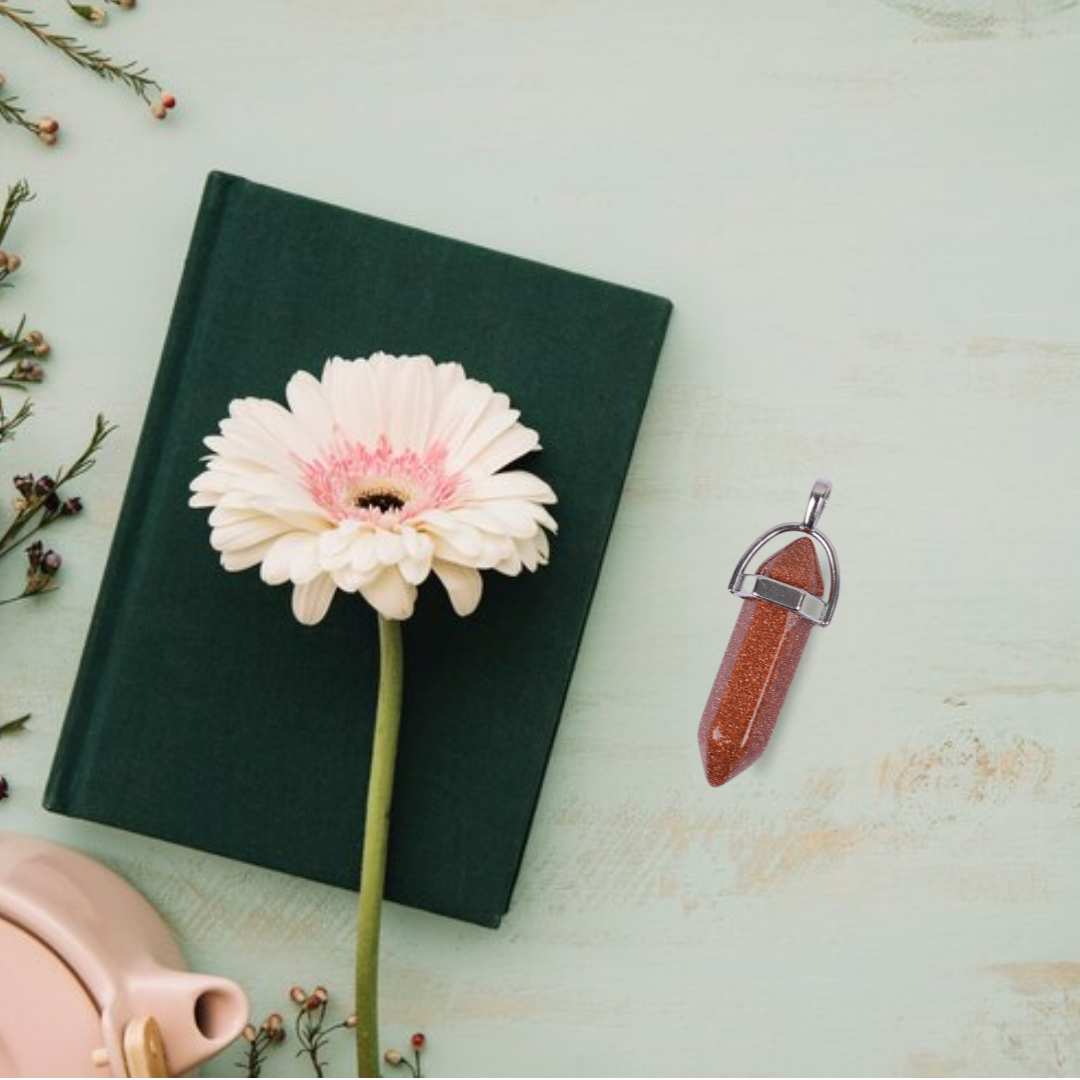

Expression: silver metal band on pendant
xmin=727 ymin=479 xmax=841 ymax=627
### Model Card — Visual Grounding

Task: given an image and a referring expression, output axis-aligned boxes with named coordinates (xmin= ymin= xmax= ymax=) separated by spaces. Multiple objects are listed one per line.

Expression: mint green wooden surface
xmin=3 ymin=2 xmax=1079 ymax=1075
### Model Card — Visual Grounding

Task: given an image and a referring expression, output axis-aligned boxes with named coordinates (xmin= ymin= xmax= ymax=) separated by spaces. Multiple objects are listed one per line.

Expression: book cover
xmin=45 ymin=172 xmax=672 ymax=928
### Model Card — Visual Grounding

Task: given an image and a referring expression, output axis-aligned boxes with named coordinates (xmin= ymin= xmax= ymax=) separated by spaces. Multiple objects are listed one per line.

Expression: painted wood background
xmin=2 ymin=1 xmax=1078 ymax=1075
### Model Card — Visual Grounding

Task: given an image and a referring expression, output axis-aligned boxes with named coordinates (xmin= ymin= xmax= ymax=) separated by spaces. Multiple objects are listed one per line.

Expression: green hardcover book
xmin=45 ymin=172 xmax=672 ymax=928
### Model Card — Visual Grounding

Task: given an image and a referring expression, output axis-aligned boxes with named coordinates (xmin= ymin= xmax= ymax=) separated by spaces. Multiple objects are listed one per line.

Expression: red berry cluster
xmin=150 ymin=91 xmax=177 ymax=121
xmin=384 ymin=1032 xmax=428 ymax=1077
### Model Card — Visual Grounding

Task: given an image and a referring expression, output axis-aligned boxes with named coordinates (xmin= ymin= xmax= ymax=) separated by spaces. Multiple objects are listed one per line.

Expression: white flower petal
xmin=257 ymin=532 xmax=323 ymax=586
xmin=286 ymin=370 xmax=336 ymax=448
xmin=399 ymin=554 xmax=433 ymax=586
xmin=325 ymin=355 xmax=382 ymax=446
xmin=514 ymin=529 xmax=550 ymax=572
xmin=221 ymin=539 xmax=277 ymax=572
xmin=459 ymin=424 xmax=541 ymax=479
xmin=261 ymin=534 xmax=308 ymax=586
xmin=291 ymin=574 xmax=337 ymax=625
xmin=386 ymin=354 xmax=436 ymax=450
xmin=349 ymin=532 xmax=380 ymax=574
xmin=465 ymin=470 xmax=558 ymax=505
xmin=375 ymin=529 xmax=403 ymax=566
xmin=241 ymin=396 xmax=319 ymax=462
xmin=494 ymin=548 xmax=523 ymax=575
xmin=358 ymin=567 xmax=417 ymax=621
xmin=318 ymin=521 xmax=361 ymax=567
xmin=443 ymin=395 xmax=521 ymax=475
xmin=420 ymin=510 xmax=484 ymax=558
xmin=433 ymin=560 xmax=483 ymax=616
xmin=431 ymin=376 xmax=493 ymax=450
xmin=210 ymin=515 xmax=291 ymax=553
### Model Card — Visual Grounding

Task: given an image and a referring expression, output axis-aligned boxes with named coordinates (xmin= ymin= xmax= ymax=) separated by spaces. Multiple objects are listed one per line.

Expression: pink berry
xmin=160 ymin=91 xmax=177 ymax=110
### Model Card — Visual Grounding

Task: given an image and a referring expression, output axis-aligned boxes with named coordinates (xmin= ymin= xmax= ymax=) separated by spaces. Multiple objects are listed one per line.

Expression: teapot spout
xmin=109 ymin=969 xmax=248 ymax=1077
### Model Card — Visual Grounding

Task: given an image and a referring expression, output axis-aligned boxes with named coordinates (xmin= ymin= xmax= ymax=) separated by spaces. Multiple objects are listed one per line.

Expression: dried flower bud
xmin=61 ymin=497 xmax=84 ymax=516
xmin=383 ymin=1049 xmax=403 ymax=1066
xmin=344 ymin=1014 xmax=357 ymax=1029
xmin=303 ymin=994 xmax=321 ymax=1013
xmin=33 ymin=341 xmax=51 ymax=358
xmin=38 ymin=117 xmax=59 ymax=135
xmin=70 ymin=4 xmax=107 ymax=25
xmin=262 ymin=1013 xmax=283 ymax=1033
xmin=0 ymin=251 xmax=7 ymax=270
xmin=25 ymin=540 xmax=44 ymax=571
xmin=288 ymin=985 xmax=307 ymax=1004
xmin=117 ymin=0 xmax=136 ymax=7
xmin=33 ymin=476 xmax=56 ymax=498
xmin=26 ymin=330 xmax=44 ymax=346
xmin=313 ymin=985 xmax=328 ymax=1003
xmin=151 ymin=102 xmax=168 ymax=121
xmin=38 ymin=131 xmax=58 ymax=148
xmin=4 ymin=253 xmax=20 ymax=273
xmin=242 ymin=1024 xmax=257 ymax=1044
xmin=23 ymin=541 xmax=61 ymax=593
xmin=12 ymin=496 xmax=28 ymax=515
xmin=410 ymin=1032 xmax=426 ymax=1050
xmin=13 ymin=475 xmax=34 ymax=498
xmin=14 ymin=358 xmax=44 ymax=382
xmin=160 ymin=91 xmax=177 ymax=110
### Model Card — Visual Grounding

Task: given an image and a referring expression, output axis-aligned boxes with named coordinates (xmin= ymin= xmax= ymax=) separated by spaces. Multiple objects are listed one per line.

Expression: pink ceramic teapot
xmin=0 ymin=832 xmax=248 ymax=1077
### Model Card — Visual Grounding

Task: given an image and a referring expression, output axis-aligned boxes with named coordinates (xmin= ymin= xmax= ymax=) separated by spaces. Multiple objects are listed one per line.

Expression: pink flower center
xmin=298 ymin=433 xmax=462 ymax=524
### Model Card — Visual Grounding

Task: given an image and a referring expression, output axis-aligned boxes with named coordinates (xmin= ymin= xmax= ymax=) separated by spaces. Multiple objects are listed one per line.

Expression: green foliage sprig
xmin=0 ymin=179 xmax=113 ymax=608
xmin=0 ymin=1 xmax=176 ymax=145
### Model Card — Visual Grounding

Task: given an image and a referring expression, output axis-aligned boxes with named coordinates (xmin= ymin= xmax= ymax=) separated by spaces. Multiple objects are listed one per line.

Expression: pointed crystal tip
xmin=756 ymin=535 xmax=824 ymax=597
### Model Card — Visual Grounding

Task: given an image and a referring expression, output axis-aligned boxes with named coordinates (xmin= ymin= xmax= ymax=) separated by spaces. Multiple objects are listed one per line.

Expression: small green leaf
xmin=0 ymin=715 xmax=29 ymax=737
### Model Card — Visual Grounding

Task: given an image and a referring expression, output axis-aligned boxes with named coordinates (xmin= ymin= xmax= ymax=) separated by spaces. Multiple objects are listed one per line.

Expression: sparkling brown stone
xmin=699 ymin=537 xmax=824 ymax=787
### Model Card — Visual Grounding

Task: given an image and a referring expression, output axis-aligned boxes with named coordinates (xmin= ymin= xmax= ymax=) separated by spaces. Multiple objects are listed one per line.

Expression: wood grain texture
xmin=2 ymin=1 xmax=1079 ymax=1075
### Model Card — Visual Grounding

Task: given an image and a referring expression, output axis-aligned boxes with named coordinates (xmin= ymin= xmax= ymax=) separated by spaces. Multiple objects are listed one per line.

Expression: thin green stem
xmin=0 ymin=517 xmax=47 ymax=560
xmin=356 ymin=614 xmax=404 ymax=1077
xmin=0 ymin=179 xmax=33 ymax=242
xmin=0 ymin=2 xmax=161 ymax=103
xmin=0 ymin=95 xmax=41 ymax=139
xmin=0 ymin=395 xmax=32 ymax=444
xmin=0 ymin=588 xmax=51 ymax=606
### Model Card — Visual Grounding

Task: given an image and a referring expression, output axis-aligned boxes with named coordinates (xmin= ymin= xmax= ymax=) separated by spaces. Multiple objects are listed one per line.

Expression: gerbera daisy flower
xmin=190 ymin=353 xmax=557 ymax=624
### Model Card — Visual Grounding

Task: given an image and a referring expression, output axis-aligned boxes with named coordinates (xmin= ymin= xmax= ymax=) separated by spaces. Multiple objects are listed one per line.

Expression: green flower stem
xmin=356 ymin=614 xmax=404 ymax=1077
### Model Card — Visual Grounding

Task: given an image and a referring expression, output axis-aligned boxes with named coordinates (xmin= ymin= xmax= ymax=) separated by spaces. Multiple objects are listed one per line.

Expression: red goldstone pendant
xmin=699 ymin=481 xmax=840 ymax=788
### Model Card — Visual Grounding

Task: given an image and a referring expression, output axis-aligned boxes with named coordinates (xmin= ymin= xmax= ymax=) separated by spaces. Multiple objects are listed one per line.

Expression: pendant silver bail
xmin=728 ymin=479 xmax=840 ymax=626
xmin=803 ymin=479 xmax=832 ymax=532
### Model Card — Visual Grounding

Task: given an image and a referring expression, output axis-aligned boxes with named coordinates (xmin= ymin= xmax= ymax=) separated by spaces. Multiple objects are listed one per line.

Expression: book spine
xmin=44 ymin=172 xmax=239 ymax=813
